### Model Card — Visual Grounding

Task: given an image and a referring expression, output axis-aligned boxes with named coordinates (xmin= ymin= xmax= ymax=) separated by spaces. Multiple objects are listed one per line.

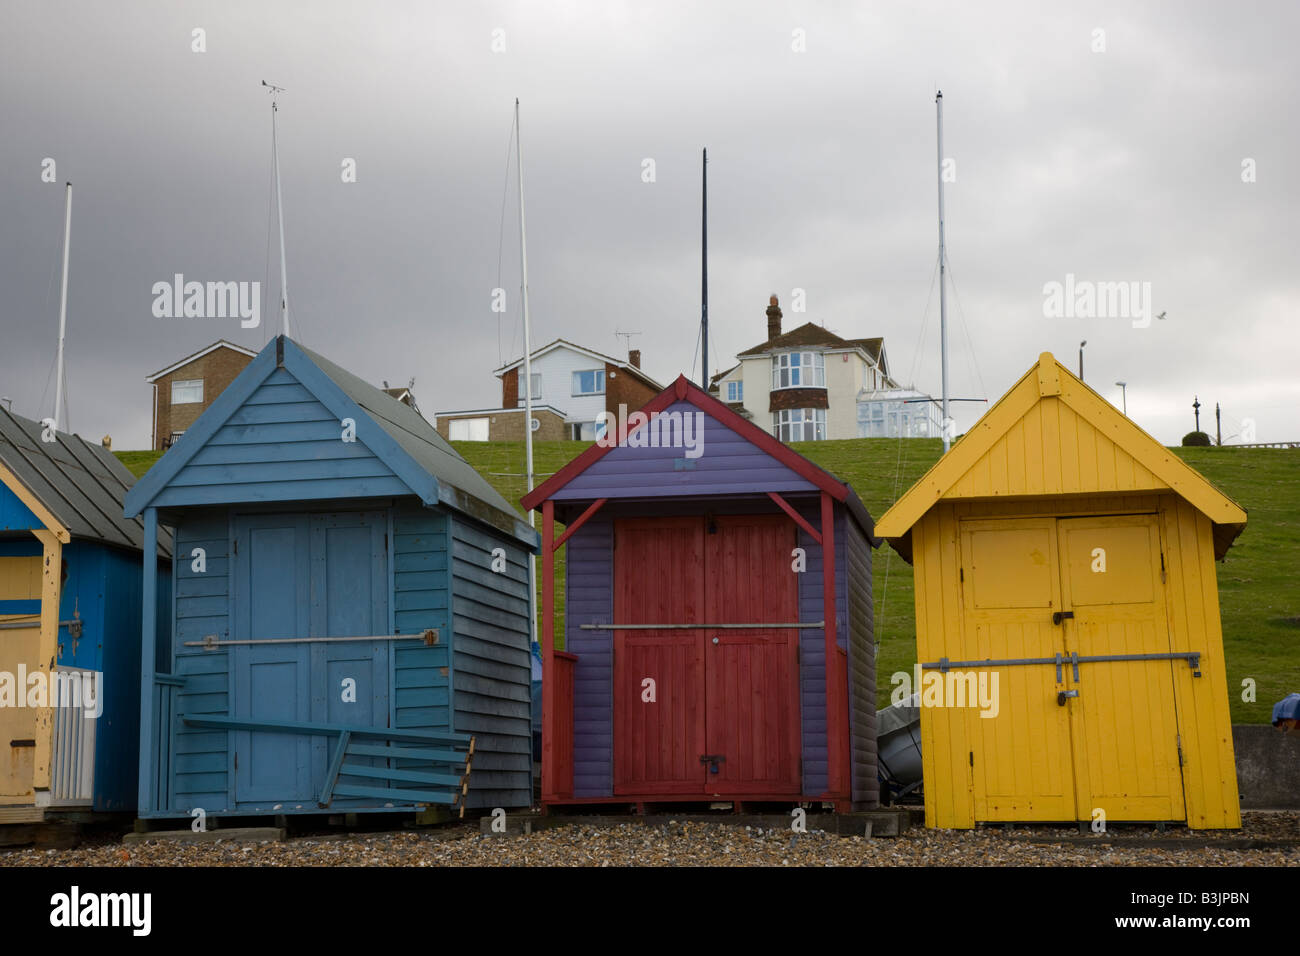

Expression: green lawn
xmin=116 ymin=440 xmax=1300 ymax=723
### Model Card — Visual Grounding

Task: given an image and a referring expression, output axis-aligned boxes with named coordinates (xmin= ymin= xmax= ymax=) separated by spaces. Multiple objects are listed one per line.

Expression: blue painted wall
xmin=152 ymin=368 xmax=411 ymax=510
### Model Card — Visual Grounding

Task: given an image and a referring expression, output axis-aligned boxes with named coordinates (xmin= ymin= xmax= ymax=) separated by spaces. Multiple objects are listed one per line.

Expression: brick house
xmin=435 ymin=340 xmax=662 ymax=442
xmin=147 ymin=341 xmax=257 ymax=450
xmin=709 ymin=295 xmax=942 ymax=441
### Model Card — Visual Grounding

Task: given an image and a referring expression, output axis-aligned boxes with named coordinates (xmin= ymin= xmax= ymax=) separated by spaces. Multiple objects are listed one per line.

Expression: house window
xmin=773 ymin=408 xmax=826 ymax=442
xmin=449 ymin=417 xmax=489 ymax=441
xmin=171 ymin=379 xmax=204 ymax=404
xmin=529 ymin=374 xmax=542 ymax=399
xmin=771 ymin=352 xmax=825 ymax=389
xmin=165 ymin=431 xmax=185 ymax=448
xmin=571 ymin=419 xmax=606 ymax=441
xmin=572 ymin=369 xmax=605 ymax=396
xmin=726 ymin=380 xmax=743 ymax=402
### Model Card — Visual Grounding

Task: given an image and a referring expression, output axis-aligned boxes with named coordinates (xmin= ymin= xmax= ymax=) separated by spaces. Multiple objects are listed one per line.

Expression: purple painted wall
xmin=552 ymin=400 xmax=819 ymax=501
xmin=550 ymin=396 xmax=877 ymax=807
xmin=561 ymin=496 xmax=876 ymax=804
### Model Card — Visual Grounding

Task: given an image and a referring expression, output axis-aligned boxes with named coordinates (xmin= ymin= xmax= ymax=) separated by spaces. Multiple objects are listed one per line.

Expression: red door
xmin=612 ymin=514 xmax=802 ymax=797
xmin=705 ymin=515 xmax=802 ymax=794
xmin=613 ymin=517 xmax=707 ymax=794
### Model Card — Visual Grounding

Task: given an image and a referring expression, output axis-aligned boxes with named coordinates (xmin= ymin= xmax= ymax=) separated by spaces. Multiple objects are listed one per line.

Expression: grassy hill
xmin=117 ymin=440 xmax=1299 ymax=723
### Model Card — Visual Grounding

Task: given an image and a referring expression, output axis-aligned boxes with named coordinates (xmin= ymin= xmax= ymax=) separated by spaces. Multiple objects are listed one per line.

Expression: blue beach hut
xmin=0 ymin=409 xmax=171 ymax=819
xmin=124 ymin=336 xmax=538 ymax=820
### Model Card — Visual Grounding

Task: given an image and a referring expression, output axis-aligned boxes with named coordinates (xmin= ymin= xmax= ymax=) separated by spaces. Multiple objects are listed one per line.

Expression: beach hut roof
xmin=125 ymin=336 xmax=536 ymax=548
xmin=0 ymin=406 xmax=172 ymax=556
xmin=874 ymin=352 xmax=1247 ymax=560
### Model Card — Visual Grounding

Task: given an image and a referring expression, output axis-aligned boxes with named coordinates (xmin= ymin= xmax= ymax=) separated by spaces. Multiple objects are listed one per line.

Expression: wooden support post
xmin=31 ymin=530 xmax=62 ymax=799
xmin=540 ymin=499 xmax=556 ymax=802
xmin=137 ymin=507 xmax=158 ymax=815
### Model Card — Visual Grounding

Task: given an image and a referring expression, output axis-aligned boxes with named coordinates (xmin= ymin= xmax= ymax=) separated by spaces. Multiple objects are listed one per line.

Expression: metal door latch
xmin=1057 ymin=689 xmax=1079 ymax=706
xmin=700 ymin=754 xmax=726 ymax=774
xmin=1052 ymin=610 xmax=1075 ymax=625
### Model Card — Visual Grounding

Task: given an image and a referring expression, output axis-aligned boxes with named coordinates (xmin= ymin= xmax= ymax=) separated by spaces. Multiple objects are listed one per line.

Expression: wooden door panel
xmin=705 ymin=515 xmax=801 ymax=794
xmin=1059 ymin=516 xmax=1185 ymax=822
xmin=613 ymin=517 xmax=706 ymax=795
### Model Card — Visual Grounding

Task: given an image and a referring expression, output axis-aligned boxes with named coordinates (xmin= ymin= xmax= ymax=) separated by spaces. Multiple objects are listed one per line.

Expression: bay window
xmin=773 ymin=408 xmax=826 ymax=442
xmin=771 ymin=351 xmax=825 ymax=389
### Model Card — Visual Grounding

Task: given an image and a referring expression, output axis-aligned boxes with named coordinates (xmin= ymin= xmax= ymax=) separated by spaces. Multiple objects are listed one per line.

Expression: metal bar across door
xmin=581 ymin=622 xmax=822 ymax=631
xmin=921 ymin=650 xmax=1202 ymax=681
xmin=185 ymin=629 xmax=438 ymax=648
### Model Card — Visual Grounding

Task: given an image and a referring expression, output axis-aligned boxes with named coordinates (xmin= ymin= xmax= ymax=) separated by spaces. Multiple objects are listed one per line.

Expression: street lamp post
xmin=1078 ymin=341 xmax=1087 ymax=380
xmin=1115 ymin=381 xmax=1127 ymax=416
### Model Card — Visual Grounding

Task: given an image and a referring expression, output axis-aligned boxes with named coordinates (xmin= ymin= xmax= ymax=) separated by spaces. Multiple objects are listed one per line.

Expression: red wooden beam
xmin=541 ymin=499 xmax=558 ymax=803
xmin=767 ymin=492 xmax=821 ymax=544
xmin=553 ymin=497 xmax=608 ymax=552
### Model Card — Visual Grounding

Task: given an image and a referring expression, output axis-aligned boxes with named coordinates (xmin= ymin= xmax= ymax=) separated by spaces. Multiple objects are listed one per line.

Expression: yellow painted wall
xmin=913 ymin=493 xmax=1240 ymax=829
xmin=0 ymin=556 xmax=42 ymax=803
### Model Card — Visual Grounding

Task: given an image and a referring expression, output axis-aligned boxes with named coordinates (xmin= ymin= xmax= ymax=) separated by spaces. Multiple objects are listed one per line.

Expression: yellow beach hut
xmin=874 ymin=352 xmax=1246 ymax=829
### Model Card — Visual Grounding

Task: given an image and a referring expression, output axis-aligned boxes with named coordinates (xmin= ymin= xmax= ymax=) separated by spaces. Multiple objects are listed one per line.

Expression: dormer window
xmin=771 ymin=351 xmax=825 ymax=389
xmin=726 ymin=380 xmax=743 ymax=402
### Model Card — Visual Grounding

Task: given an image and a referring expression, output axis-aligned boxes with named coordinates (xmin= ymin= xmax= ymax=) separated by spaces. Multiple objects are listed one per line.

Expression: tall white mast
xmin=936 ymin=91 xmax=951 ymax=454
xmin=516 ymin=99 xmax=535 ymax=514
xmin=53 ymin=181 xmax=72 ymax=434
xmin=265 ymin=81 xmax=291 ymax=337
xmin=516 ymin=98 xmax=540 ymax=660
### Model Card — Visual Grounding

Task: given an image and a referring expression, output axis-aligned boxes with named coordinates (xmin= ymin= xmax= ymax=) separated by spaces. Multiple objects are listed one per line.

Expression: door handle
xmin=712 ymin=637 xmax=719 ymax=645
xmin=1057 ymin=689 xmax=1079 ymax=706
xmin=1052 ymin=611 xmax=1075 ymax=625
xmin=699 ymin=754 xmax=725 ymax=773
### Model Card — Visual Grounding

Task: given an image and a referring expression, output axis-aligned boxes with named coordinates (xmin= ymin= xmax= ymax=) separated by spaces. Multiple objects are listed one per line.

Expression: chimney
xmin=766 ymin=294 xmax=782 ymax=340
xmin=628 ymin=349 xmax=641 ymax=369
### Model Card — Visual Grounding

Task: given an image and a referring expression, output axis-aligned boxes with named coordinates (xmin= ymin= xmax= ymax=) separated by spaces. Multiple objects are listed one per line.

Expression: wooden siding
xmin=152 ymin=368 xmax=411 ymax=509
xmin=564 ymin=517 xmax=614 ymax=797
xmin=561 ymin=497 xmax=862 ymax=800
xmin=843 ymin=513 xmax=878 ymax=808
xmin=448 ymin=517 xmax=533 ymax=809
xmin=553 ymin=400 xmax=819 ymax=501
xmin=170 ymin=512 xmax=232 ymax=812
xmin=392 ymin=509 xmax=452 ymax=735
xmin=914 ymin=493 xmax=1240 ymax=828
xmin=948 ymin=396 xmax=1166 ymax=500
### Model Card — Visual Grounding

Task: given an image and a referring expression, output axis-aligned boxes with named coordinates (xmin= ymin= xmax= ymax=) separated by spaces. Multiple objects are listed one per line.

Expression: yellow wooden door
xmin=1058 ymin=515 xmax=1186 ymax=822
xmin=959 ymin=519 xmax=1076 ymax=821
xmin=0 ymin=556 xmax=43 ymax=803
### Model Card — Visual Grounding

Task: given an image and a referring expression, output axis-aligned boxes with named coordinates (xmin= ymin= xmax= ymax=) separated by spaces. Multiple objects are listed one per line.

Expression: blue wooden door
xmin=308 ymin=513 xmax=390 ymax=789
xmin=232 ymin=515 xmax=313 ymax=803
xmin=232 ymin=511 xmax=390 ymax=806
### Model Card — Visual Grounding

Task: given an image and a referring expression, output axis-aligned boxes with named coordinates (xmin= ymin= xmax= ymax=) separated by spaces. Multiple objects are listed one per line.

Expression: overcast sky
xmin=2 ymin=0 xmax=1296 ymax=450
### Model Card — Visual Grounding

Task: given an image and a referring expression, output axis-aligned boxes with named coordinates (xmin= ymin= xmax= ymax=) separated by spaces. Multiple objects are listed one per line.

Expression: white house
xmin=710 ymin=295 xmax=942 ymax=442
xmin=435 ymin=339 xmax=663 ymax=442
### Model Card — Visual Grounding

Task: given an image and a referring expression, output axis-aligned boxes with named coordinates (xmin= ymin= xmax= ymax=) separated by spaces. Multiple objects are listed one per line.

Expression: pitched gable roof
xmin=736 ymin=322 xmax=886 ymax=366
xmin=146 ymin=340 xmax=257 ymax=382
xmin=520 ymin=374 xmax=876 ymax=538
xmin=126 ymin=337 xmax=536 ymax=548
xmin=494 ymin=338 xmax=663 ymax=391
xmin=874 ymin=352 xmax=1247 ymax=560
xmin=0 ymin=407 xmax=171 ymax=556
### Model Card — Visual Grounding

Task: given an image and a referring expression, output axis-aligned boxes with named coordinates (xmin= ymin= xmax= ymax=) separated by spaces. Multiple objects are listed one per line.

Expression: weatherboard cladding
xmin=128 ymin=337 xmax=535 ymax=549
xmin=448 ymin=517 xmax=533 ymax=809
xmin=561 ymin=496 xmax=874 ymax=802
xmin=0 ymin=407 xmax=171 ymax=555
xmin=552 ymin=399 xmax=820 ymax=501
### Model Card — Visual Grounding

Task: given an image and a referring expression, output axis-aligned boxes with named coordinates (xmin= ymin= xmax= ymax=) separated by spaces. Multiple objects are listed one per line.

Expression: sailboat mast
xmin=516 ymin=99 xmax=535 ymax=513
xmin=936 ymin=91 xmax=951 ymax=454
xmin=53 ymin=181 xmax=72 ymax=434
xmin=267 ymin=83 xmax=291 ymax=337
xmin=701 ymin=148 xmax=708 ymax=389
